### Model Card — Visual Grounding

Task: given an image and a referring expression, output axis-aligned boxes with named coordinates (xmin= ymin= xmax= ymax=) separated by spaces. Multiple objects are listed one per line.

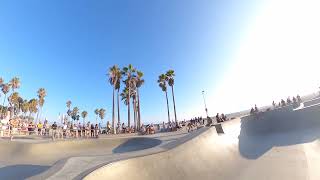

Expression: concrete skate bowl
xmin=0 ymin=137 xmax=162 ymax=179
xmin=85 ymin=105 xmax=320 ymax=180
xmin=239 ymin=103 xmax=320 ymax=159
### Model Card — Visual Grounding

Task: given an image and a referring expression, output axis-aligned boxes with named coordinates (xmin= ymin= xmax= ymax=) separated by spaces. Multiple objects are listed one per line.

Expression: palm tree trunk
xmin=28 ymin=111 xmax=32 ymax=121
xmin=165 ymin=91 xmax=171 ymax=123
xmin=38 ymin=106 xmax=43 ymax=123
xmin=1 ymin=94 xmax=6 ymax=117
xmin=36 ymin=105 xmax=40 ymax=124
xmin=117 ymin=88 xmax=121 ymax=126
xmin=171 ymin=86 xmax=178 ymax=124
xmin=112 ymin=88 xmax=115 ymax=134
xmin=128 ymin=87 xmax=131 ymax=127
xmin=137 ymin=88 xmax=141 ymax=129
xmin=133 ymin=98 xmax=136 ymax=130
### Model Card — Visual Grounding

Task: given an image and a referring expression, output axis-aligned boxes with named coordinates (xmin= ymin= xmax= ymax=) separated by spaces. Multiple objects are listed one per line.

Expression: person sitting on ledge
xmin=292 ymin=96 xmax=297 ymax=105
xmin=297 ymin=95 xmax=302 ymax=103
xmin=216 ymin=113 xmax=221 ymax=123
xmin=287 ymin=97 xmax=292 ymax=104
xmin=254 ymin=104 xmax=259 ymax=113
xmin=221 ymin=113 xmax=226 ymax=121
xmin=250 ymin=107 xmax=255 ymax=115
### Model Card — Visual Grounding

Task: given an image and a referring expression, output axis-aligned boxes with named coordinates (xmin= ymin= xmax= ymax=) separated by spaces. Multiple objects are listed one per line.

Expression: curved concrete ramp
xmin=0 ymin=136 xmax=164 ymax=180
xmin=85 ymin=105 xmax=320 ymax=180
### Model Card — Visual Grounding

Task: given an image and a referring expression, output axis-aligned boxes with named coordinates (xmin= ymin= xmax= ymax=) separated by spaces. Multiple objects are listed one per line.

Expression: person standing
xmin=37 ymin=121 xmax=43 ymax=136
xmin=51 ymin=122 xmax=58 ymax=140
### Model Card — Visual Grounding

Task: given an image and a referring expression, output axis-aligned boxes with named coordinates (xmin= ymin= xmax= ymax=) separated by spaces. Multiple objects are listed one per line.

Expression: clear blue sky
xmin=0 ymin=0 xmax=266 ymax=124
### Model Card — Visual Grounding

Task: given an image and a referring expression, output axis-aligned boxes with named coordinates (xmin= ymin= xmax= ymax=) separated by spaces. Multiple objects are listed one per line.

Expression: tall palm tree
xmin=99 ymin=108 xmax=106 ymax=125
xmin=8 ymin=92 xmax=20 ymax=118
xmin=122 ymin=64 xmax=136 ymax=127
xmin=0 ymin=83 xmax=10 ymax=117
xmin=158 ymin=74 xmax=171 ymax=123
xmin=115 ymin=72 xmax=122 ymax=127
xmin=21 ymin=99 xmax=29 ymax=119
xmin=136 ymin=71 xmax=144 ymax=129
xmin=9 ymin=77 xmax=20 ymax=119
xmin=120 ymin=87 xmax=130 ymax=126
xmin=10 ymin=77 xmax=20 ymax=92
xmin=0 ymin=77 xmax=3 ymax=100
xmin=166 ymin=70 xmax=177 ymax=124
xmin=109 ymin=65 xmax=121 ymax=134
xmin=0 ymin=77 xmax=3 ymax=112
xmin=94 ymin=109 xmax=99 ymax=124
xmin=71 ymin=107 xmax=79 ymax=124
xmin=81 ymin=111 xmax=88 ymax=125
xmin=37 ymin=88 xmax=47 ymax=123
xmin=28 ymin=99 xmax=38 ymax=121
xmin=130 ymin=78 xmax=138 ymax=130
xmin=66 ymin=100 xmax=72 ymax=123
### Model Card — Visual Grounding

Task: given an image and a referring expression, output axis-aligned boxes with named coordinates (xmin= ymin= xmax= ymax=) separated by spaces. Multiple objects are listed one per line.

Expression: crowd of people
xmin=1 ymin=111 xmax=233 ymax=139
xmin=4 ymin=119 xmax=104 ymax=140
xmin=250 ymin=104 xmax=259 ymax=114
xmin=250 ymin=95 xmax=303 ymax=115
xmin=272 ymin=95 xmax=302 ymax=108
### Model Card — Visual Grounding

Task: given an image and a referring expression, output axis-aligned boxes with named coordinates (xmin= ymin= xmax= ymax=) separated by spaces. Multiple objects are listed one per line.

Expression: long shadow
xmin=0 ymin=164 xmax=50 ymax=180
xmin=239 ymin=104 xmax=320 ymax=159
xmin=113 ymin=137 xmax=162 ymax=154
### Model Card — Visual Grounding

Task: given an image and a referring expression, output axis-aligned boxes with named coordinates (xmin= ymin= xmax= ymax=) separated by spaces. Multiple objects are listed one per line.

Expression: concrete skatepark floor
xmin=2 ymin=101 xmax=320 ymax=180
xmin=85 ymin=103 xmax=320 ymax=180
xmin=0 ymin=129 xmax=192 ymax=180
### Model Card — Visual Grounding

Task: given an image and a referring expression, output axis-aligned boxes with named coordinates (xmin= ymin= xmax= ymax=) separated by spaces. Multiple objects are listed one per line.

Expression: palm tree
xmin=99 ymin=108 xmax=106 ymax=125
xmin=158 ymin=74 xmax=171 ymax=123
xmin=120 ymin=87 xmax=130 ymax=126
xmin=9 ymin=77 xmax=20 ymax=118
xmin=130 ymin=78 xmax=138 ymax=130
xmin=37 ymin=88 xmax=47 ymax=123
xmin=166 ymin=70 xmax=177 ymax=124
xmin=115 ymin=71 xmax=122 ymax=127
xmin=21 ymin=99 xmax=29 ymax=119
xmin=0 ymin=83 xmax=10 ymax=117
xmin=28 ymin=99 xmax=38 ymax=121
xmin=81 ymin=111 xmax=88 ymax=125
xmin=94 ymin=109 xmax=99 ymax=124
xmin=0 ymin=77 xmax=3 ymax=100
xmin=109 ymin=65 xmax=121 ymax=134
xmin=71 ymin=107 xmax=79 ymax=124
xmin=136 ymin=71 xmax=144 ymax=129
xmin=122 ymin=64 xmax=136 ymax=127
xmin=0 ymin=77 xmax=3 ymax=111
xmin=66 ymin=100 xmax=72 ymax=123
xmin=10 ymin=77 xmax=20 ymax=92
xmin=8 ymin=92 xmax=20 ymax=118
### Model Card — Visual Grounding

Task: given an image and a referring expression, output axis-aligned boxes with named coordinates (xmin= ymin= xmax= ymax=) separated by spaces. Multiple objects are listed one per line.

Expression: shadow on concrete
xmin=0 ymin=164 xmax=50 ymax=180
xmin=239 ymin=104 xmax=320 ymax=159
xmin=113 ymin=138 xmax=162 ymax=154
